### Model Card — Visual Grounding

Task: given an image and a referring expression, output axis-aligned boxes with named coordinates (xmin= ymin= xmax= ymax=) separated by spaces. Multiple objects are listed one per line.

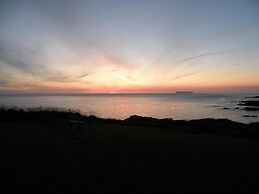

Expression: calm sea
xmin=0 ymin=93 xmax=258 ymax=123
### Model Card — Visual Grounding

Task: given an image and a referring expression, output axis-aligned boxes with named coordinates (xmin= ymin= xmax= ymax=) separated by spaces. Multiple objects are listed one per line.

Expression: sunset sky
xmin=0 ymin=0 xmax=259 ymax=93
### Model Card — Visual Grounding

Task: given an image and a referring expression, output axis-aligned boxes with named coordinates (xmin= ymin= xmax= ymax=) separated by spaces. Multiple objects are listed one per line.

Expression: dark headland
xmin=1 ymin=107 xmax=259 ymax=194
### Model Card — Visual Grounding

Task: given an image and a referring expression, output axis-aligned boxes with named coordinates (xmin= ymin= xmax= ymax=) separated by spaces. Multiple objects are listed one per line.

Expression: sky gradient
xmin=0 ymin=0 xmax=259 ymax=93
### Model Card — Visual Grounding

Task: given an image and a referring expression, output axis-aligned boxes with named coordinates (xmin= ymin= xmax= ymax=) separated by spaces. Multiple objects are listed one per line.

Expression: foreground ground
xmin=1 ymin=108 xmax=259 ymax=193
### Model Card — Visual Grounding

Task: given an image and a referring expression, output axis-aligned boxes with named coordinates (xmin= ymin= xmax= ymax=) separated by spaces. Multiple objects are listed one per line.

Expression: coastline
xmin=1 ymin=93 xmax=259 ymax=123
xmin=2 ymin=107 xmax=259 ymax=193
xmin=1 ymin=107 xmax=259 ymax=139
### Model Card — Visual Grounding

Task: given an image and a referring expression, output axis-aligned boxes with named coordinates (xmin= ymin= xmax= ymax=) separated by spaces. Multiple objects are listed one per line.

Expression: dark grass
xmin=1 ymin=107 xmax=259 ymax=193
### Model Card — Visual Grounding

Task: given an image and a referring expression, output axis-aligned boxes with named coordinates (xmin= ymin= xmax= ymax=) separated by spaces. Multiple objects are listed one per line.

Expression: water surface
xmin=0 ymin=93 xmax=258 ymax=123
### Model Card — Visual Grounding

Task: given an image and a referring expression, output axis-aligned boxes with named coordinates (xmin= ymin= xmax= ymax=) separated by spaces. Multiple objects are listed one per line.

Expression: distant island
xmin=175 ymin=91 xmax=194 ymax=94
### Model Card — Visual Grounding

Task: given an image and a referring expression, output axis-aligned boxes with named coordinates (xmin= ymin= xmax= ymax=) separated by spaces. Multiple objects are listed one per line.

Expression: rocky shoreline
xmin=1 ymin=107 xmax=259 ymax=139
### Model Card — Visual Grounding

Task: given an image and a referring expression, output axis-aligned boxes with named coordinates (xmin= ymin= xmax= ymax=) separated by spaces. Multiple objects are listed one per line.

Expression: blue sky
xmin=0 ymin=0 xmax=259 ymax=93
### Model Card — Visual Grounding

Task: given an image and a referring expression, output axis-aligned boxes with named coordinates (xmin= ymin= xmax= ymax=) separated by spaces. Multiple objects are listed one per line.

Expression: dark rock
xmin=243 ymin=115 xmax=258 ymax=118
xmin=239 ymin=100 xmax=259 ymax=107
xmin=245 ymin=96 xmax=259 ymax=99
xmin=244 ymin=107 xmax=259 ymax=111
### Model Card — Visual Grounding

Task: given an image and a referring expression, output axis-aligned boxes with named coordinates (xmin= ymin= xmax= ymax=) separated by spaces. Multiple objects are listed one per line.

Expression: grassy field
xmin=1 ymin=108 xmax=259 ymax=193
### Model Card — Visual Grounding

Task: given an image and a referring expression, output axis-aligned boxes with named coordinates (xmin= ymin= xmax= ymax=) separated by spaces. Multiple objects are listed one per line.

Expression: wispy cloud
xmin=180 ymin=49 xmax=239 ymax=63
xmin=0 ymin=79 xmax=8 ymax=86
xmin=0 ymin=42 xmax=45 ymax=75
xmin=100 ymin=51 xmax=135 ymax=71
xmin=0 ymin=41 xmax=91 ymax=83
xmin=233 ymin=55 xmax=259 ymax=66
xmin=171 ymin=71 xmax=203 ymax=81
xmin=243 ymin=55 xmax=259 ymax=60
xmin=75 ymin=73 xmax=90 ymax=79
xmin=44 ymin=72 xmax=91 ymax=83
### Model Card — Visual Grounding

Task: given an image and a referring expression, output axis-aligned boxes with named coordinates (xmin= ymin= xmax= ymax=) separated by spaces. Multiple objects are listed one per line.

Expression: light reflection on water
xmin=0 ymin=93 xmax=258 ymax=123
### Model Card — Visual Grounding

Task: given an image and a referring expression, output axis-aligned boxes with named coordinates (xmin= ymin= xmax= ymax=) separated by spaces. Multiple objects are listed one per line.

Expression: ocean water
xmin=0 ymin=93 xmax=258 ymax=123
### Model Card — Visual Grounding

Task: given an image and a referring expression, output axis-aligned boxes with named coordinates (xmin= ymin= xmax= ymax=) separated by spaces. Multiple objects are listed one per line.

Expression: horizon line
xmin=0 ymin=91 xmax=258 ymax=96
